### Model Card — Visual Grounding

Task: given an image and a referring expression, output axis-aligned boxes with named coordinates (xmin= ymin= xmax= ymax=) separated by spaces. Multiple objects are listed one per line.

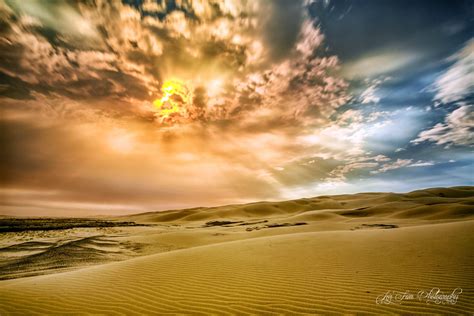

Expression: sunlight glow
xmin=153 ymin=79 xmax=191 ymax=118
xmin=107 ymin=129 xmax=135 ymax=153
xmin=206 ymin=78 xmax=223 ymax=97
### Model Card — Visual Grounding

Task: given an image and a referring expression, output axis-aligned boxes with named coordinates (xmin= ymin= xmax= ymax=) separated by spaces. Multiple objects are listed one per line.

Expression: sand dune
xmin=0 ymin=235 xmax=141 ymax=280
xmin=0 ymin=186 xmax=473 ymax=314
xmin=123 ymin=186 xmax=474 ymax=224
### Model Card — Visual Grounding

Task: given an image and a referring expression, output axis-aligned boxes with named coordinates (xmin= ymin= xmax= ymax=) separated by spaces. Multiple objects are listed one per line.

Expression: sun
xmin=153 ymin=79 xmax=191 ymax=118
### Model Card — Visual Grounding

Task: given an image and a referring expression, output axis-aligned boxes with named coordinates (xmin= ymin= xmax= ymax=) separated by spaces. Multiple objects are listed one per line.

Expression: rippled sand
xmin=0 ymin=186 xmax=473 ymax=314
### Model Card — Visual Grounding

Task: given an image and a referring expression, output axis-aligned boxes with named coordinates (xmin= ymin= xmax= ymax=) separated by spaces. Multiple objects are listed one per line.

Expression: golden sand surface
xmin=0 ymin=186 xmax=473 ymax=314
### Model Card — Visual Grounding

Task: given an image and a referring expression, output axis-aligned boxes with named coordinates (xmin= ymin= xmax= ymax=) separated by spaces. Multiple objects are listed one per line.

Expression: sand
xmin=0 ymin=186 xmax=473 ymax=314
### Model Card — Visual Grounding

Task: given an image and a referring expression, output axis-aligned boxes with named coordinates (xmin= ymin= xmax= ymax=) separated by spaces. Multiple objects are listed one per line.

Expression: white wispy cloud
xmin=433 ymin=39 xmax=474 ymax=105
xmin=371 ymin=158 xmax=437 ymax=174
xmin=412 ymin=105 xmax=474 ymax=147
xmin=371 ymin=159 xmax=413 ymax=174
xmin=360 ymin=84 xmax=380 ymax=104
xmin=408 ymin=161 xmax=435 ymax=167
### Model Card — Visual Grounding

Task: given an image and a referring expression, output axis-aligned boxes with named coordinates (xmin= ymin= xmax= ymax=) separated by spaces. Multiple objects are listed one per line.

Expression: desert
xmin=1 ymin=0 xmax=473 ymax=314
xmin=0 ymin=186 xmax=473 ymax=314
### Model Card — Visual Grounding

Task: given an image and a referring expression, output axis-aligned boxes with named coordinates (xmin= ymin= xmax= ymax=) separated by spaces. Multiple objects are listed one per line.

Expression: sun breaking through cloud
xmin=153 ymin=79 xmax=191 ymax=120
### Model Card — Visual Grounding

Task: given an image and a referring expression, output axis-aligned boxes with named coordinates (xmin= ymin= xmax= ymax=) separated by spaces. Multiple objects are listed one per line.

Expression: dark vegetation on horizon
xmin=0 ymin=218 xmax=145 ymax=233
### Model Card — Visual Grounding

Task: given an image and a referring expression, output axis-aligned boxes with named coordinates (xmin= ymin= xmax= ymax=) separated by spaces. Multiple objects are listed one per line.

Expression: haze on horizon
xmin=1 ymin=0 xmax=473 ymax=216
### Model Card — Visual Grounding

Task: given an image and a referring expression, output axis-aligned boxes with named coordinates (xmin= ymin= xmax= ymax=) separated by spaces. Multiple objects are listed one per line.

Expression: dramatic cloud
xmin=0 ymin=0 xmax=354 ymax=215
xmin=1 ymin=0 xmax=472 ymax=215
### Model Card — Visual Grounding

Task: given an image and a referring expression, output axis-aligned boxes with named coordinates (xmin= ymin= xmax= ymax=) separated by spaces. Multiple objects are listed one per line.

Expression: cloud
xmin=323 ymin=153 xmax=391 ymax=181
xmin=2 ymin=0 xmax=469 ymax=215
xmin=358 ymin=77 xmax=391 ymax=104
xmin=412 ymin=105 xmax=474 ymax=147
xmin=371 ymin=159 xmax=413 ymax=174
xmin=297 ymin=108 xmax=395 ymax=165
xmin=370 ymin=158 xmax=437 ymax=174
xmin=408 ymin=161 xmax=435 ymax=167
xmin=0 ymin=0 xmax=348 ymax=124
xmin=0 ymin=0 xmax=355 ymax=214
xmin=342 ymin=49 xmax=420 ymax=79
xmin=359 ymin=83 xmax=380 ymax=104
xmin=0 ymin=4 xmax=155 ymax=104
xmin=433 ymin=39 xmax=474 ymax=105
xmin=0 ymin=104 xmax=282 ymax=214
xmin=412 ymin=39 xmax=474 ymax=149
xmin=4 ymin=0 xmax=101 ymax=44
xmin=328 ymin=161 xmax=378 ymax=180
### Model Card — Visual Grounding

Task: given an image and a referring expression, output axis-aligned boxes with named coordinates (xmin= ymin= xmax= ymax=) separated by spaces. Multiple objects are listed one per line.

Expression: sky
xmin=0 ymin=0 xmax=473 ymax=216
